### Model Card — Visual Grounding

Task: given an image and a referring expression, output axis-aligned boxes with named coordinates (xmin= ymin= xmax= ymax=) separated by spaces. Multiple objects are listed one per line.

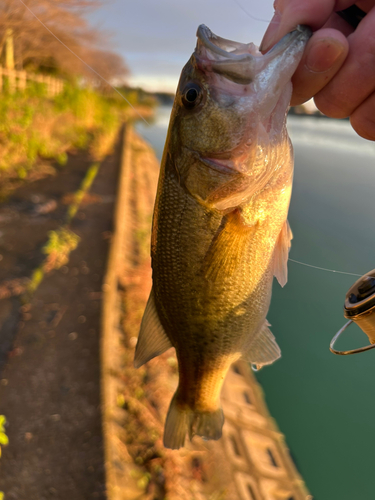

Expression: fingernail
xmin=305 ymin=39 xmax=345 ymax=73
xmin=260 ymin=11 xmax=281 ymax=53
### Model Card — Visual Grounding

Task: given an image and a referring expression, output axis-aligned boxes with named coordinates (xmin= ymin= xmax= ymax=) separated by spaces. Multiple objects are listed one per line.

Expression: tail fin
xmin=163 ymin=392 xmax=224 ymax=449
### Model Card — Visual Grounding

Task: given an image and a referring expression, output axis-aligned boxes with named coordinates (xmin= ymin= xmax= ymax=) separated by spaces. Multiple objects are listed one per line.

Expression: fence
xmin=0 ymin=66 xmax=64 ymax=96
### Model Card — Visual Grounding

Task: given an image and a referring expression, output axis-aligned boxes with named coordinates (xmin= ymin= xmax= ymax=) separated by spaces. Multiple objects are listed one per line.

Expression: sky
xmin=88 ymin=0 xmax=275 ymax=92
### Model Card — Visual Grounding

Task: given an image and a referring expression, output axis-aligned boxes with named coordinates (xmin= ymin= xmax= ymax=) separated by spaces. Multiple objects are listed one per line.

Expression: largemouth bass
xmin=135 ymin=24 xmax=311 ymax=449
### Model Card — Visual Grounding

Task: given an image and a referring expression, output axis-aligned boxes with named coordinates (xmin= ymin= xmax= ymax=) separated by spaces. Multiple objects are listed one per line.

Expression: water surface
xmin=136 ymin=107 xmax=375 ymax=500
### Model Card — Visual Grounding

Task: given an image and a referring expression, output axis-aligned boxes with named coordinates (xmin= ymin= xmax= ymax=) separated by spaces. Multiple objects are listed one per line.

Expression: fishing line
xmin=17 ymin=0 xmax=150 ymax=125
xmin=232 ymin=0 xmax=273 ymax=24
xmin=289 ymin=258 xmax=362 ymax=278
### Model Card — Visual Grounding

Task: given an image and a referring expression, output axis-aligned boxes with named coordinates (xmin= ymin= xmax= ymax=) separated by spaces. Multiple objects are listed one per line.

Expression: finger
xmin=356 ymin=0 xmax=375 ymax=12
xmin=260 ymin=0 xmax=355 ymax=52
xmin=290 ymin=29 xmax=349 ymax=106
xmin=321 ymin=12 xmax=355 ymax=35
xmin=350 ymin=91 xmax=375 ymax=140
xmin=314 ymin=5 xmax=375 ymax=118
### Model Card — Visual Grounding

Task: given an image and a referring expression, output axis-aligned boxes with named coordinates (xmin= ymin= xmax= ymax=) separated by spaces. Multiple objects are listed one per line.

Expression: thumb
xmin=260 ymin=0 xmax=337 ymax=53
xmin=290 ymin=28 xmax=349 ymax=106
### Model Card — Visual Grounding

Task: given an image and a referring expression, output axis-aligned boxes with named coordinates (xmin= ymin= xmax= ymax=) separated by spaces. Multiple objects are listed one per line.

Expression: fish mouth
xmin=195 ymin=24 xmax=311 ymax=85
xmin=196 ymin=25 xmax=258 ymax=60
xmin=196 ymin=25 xmax=258 ymax=85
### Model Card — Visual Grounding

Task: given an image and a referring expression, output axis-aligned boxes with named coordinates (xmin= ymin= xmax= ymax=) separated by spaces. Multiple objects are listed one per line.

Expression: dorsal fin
xmin=134 ymin=288 xmax=173 ymax=369
xmin=273 ymin=220 xmax=293 ymax=287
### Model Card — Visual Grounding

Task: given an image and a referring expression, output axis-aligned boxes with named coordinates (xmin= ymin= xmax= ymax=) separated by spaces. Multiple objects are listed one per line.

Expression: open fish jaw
xmin=195 ymin=24 xmax=311 ymax=111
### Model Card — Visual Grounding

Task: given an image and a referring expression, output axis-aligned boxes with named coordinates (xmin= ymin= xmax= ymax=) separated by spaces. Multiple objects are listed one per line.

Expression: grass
xmin=42 ymin=227 xmax=80 ymax=271
xmin=66 ymin=162 xmax=99 ymax=222
xmin=0 ymin=415 xmax=8 ymax=500
xmin=26 ymin=226 xmax=80 ymax=299
xmin=0 ymin=81 xmax=136 ymax=198
xmin=25 ymin=160 xmax=100 ymax=299
xmin=0 ymin=415 xmax=9 ymax=456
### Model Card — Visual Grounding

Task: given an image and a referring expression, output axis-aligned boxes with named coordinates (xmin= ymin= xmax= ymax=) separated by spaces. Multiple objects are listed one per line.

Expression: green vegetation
xmin=0 ymin=414 xmax=8 ymax=499
xmin=66 ymin=162 xmax=100 ymax=222
xmin=0 ymin=83 xmax=134 ymax=198
xmin=26 ymin=267 xmax=45 ymax=297
xmin=116 ymin=86 xmax=157 ymax=109
xmin=42 ymin=227 xmax=80 ymax=271
xmin=25 ymin=159 xmax=101 ymax=299
xmin=0 ymin=0 xmax=156 ymax=199
xmin=26 ymin=226 xmax=80 ymax=298
xmin=0 ymin=415 xmax=8 ymax=456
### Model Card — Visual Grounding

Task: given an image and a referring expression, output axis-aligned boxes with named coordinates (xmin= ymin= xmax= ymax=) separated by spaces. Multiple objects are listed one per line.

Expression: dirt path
xmin=0 ymin=132 xmax=123 ymax=499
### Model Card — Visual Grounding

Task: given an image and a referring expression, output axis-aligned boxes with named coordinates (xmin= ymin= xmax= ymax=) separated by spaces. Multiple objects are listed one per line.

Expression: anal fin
xmin=241 ymin=320 xmax=281 ymax=368
xmin=273 ymin=219 xmax=293 ymax=287
xmin=134 ymin=288 xmax=173 ymax=369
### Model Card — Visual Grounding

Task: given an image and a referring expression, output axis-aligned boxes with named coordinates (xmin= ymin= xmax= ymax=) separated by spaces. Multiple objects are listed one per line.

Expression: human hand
xmin=260 ymin=0 xmax=375 ymax=140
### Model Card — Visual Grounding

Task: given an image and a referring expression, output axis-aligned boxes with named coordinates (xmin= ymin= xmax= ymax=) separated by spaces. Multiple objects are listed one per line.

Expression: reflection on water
xmin=288 ymin=116 xmax=375 ymax=157
xmin=136 ymin=106 xmax=375 ymax=500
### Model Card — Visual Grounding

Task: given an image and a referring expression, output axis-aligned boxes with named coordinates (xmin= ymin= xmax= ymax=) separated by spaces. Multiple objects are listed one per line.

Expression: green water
xmin=137 ymin=108 xmax=375 ymax=500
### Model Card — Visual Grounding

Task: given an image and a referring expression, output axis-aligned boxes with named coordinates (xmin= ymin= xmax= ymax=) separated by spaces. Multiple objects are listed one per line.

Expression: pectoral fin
xmin=134 ymin=288 xmax=173 ymax=368
xmin=203 ymin=210 xmax=256 ymax=282
xmin=241 ymin=320 xmax=281 ymax=367
xmin=273 ymin=220 xmax=293 ymax=287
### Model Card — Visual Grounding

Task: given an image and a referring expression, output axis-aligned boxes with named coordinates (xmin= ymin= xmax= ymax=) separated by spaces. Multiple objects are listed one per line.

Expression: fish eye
xmin=181 ymin=83 xmax=202 ymax=109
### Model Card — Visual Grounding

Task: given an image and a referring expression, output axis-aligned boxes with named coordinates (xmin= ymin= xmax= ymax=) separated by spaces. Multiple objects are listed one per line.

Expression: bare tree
xmin=0 ymin=0 xmax=129 ymax=83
